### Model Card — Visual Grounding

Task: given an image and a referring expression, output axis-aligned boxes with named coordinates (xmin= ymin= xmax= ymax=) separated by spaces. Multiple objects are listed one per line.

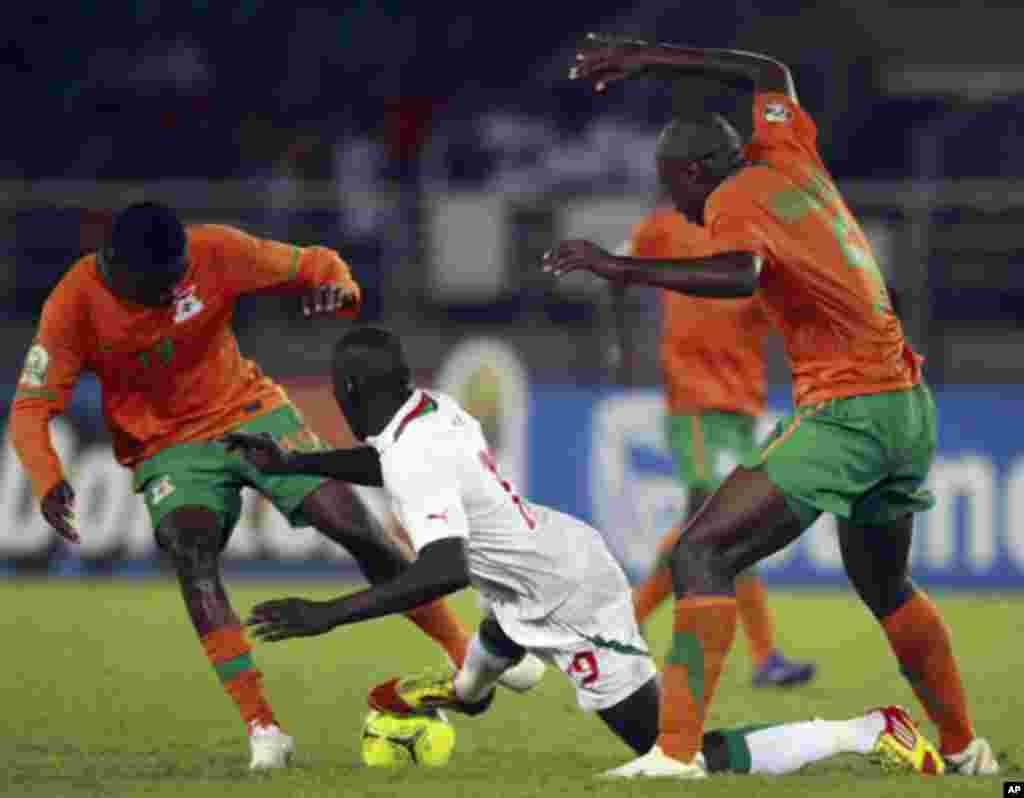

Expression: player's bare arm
xmin=246 ymin=537 xmax=470 ymax=641
xmin=543 ymin=239 xmax=760 ymax=298
xmin=221 ymin=432 xmax=384 ymax=486
xmin=570 ymin=33 xmax=796 ymax=99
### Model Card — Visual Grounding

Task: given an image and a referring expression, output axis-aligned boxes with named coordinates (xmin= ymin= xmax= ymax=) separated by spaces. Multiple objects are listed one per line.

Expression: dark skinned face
xmin=331 ymin=367 xmax=367 ymax=441
xmin=657 ymin=156 xmax=716 ymax=225
xmin=102 ymin=255 xmax=187 ymax=308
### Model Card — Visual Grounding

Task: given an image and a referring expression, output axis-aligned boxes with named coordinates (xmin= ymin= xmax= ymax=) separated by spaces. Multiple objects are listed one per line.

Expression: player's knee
xmin=868 ymin=577 xmax=917 ymax=621
xmin=478 ymin=614 xmax=526 ymax=662
xmin=670 ymin=536 xmax=732 ymax=596
xmin=155 ymin=507 xmax=222 ymax=566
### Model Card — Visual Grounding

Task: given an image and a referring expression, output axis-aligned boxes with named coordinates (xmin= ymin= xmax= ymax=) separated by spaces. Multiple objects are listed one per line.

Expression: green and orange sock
xmin=202 ymin=624 xmax=277 ymax=729
xmin=658 ymin=596 xmax=738 ymax=762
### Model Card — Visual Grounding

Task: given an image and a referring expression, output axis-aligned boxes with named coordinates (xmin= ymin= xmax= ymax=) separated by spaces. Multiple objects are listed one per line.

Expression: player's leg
xmin=702 ymin=705 xmax=943 ymax=775
xmin=635 ymin=412 xmax=814 ymax=687
xmin=156 ymin=506 xmax=294 ymax=769
xmin=721 ymin=413 xmax=815 ymax=686
xmin=838 ymin=515 xmax=993 ymax=771
xmin=138 ymin=444 xmax=292 ymax=769
xmin=632 ymin=496 xmax=706 ymax=626
xmin=239 ymin=405 xmax=471 ymax=667
xmin=841 ymin=383 xmax=997 ymax=774
xmin=657 ymin=466 xmax=809 ymax=766
xmin=597 ymin=673 xmax=943 ymax=776
xmin=633 ymin=413 xmax=711 ymax=626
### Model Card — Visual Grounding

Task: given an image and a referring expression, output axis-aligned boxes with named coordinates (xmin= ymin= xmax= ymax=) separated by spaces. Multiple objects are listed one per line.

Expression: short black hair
xmin=333 ymin=327 xmax=412 ymax=392
xmin=106 ymin=202 xmax=186 ymax=270
xmin=655 ymin=114 xmax=743 ymax=177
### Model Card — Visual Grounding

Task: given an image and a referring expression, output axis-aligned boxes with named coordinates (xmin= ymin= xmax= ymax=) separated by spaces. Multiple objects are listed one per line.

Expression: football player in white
xmin=223 ymin=327 xmax=945 ymax=778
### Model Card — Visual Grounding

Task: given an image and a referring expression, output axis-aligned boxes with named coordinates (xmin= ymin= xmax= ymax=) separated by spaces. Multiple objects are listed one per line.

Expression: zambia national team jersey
xmin=631 ymin=207 xmax=771 ymax=417
xmin=704 ymin=92 xmax=922 ymax=407
xmin=10 ymin=224 xmax=361 ymax=498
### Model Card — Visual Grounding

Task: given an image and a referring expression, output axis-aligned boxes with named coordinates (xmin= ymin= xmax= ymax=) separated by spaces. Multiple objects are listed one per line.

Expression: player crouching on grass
xmin=223 ymin=327 xmax=945 ymax=778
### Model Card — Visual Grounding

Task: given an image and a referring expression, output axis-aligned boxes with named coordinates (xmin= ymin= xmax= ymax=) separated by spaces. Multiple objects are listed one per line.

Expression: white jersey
xmin=367 ymin=390 xmax=630 ymax=637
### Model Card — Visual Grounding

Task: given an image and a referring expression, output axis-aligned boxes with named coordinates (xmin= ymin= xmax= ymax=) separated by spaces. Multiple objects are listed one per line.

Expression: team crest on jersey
xmin=19 ymin=344 xmax=49 ymax=387
xmin=763 ymin=102 xmax=792 ymax=123
xmin=173 ymin=284 xmax=204 ymax=323
xmin=148 ymin=476 xmax=176 ymax=505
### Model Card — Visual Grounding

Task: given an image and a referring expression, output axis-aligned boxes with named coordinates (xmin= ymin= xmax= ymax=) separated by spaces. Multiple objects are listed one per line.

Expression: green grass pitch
xmin=0 ymin=580 xmax=1019 ymax=797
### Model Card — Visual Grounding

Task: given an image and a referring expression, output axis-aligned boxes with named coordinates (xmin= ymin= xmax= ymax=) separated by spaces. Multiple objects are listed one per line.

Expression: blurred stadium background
xmin=2 ymin=0 xmax=1023 ymax=588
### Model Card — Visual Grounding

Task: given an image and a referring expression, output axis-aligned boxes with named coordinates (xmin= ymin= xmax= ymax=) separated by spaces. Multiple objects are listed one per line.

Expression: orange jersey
xmin=704 ymin=92 xmax=921 ymax=407
xmin=631 ymin=208 xmax=770 ymax=417
xmin=10 ymin=224 xmax=362 ymax=498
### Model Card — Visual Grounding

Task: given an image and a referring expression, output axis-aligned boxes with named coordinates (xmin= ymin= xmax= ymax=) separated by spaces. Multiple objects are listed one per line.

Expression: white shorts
xmin=498 ymin=587 xmax=656 ymax=713
xmin=483 ymin=507 xmax=656 ymax=712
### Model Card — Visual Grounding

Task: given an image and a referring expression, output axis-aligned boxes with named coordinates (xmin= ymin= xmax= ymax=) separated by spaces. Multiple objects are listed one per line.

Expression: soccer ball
xmin=361 ymin=709 xmax=456 ymax=768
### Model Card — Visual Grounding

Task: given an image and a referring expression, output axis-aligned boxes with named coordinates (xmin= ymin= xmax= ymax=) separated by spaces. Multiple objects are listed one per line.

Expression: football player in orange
xmin=545 ymin=36 xmax=996 ymax=778
xmin=629 ymin=206 xmax=815 ymax=687
xmin=9 ymin=202 xmax=472 ymax=769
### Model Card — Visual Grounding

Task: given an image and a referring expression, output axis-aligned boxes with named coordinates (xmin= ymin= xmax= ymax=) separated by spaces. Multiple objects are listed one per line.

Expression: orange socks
xmin=881 ymin=591 xmax=974 ymax=755
xmin=735 ymin=574 xmax=775 ymax=667
xmin=202 ymin=624 xmax=276 ymax=728
xmin=658 ymin=596 xmax=738 ymax=761
xmin=405 ymin=599 xmax=470 ymax=667
xmin=632 ymin=524 xmax=683 ymax=624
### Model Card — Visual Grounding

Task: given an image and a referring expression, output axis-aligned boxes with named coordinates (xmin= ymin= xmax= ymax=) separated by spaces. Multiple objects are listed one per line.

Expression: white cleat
xmin=945 ymin=738 xmax=999 ymax=775
xmin=498 ymin=653 xmax=547 ymax=693
xmin=248 ymin=722 xmax=295 ymax=770
xmin=600 ymin=746 xmax=708 ymax=779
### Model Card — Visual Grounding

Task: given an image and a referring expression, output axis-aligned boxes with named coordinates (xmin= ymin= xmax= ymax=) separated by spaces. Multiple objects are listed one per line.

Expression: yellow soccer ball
xmin=361 ymin=709 xmax=456 ymax=768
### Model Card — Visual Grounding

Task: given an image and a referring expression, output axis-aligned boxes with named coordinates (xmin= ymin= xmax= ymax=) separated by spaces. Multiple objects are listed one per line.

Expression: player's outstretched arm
xmin=543 ymin=239 xmax=760 ymax=298
xmin=246 ymin=538 xmax=470 ymax=640
xmin=206 ymin=224 xmax=362 ymax=319
xmin=571 ymin=33 xmax=796 ymax=100
xmin=221 ymin=432 xmax=384 ymax=486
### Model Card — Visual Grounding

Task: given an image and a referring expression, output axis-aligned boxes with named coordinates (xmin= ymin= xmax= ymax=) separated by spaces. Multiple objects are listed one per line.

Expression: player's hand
xmin=302 ymin=282 xmax=358 ymax=318
xmin=41 ymin=480 xmax=79 ymax=543
xmin=220 ymin=432 xmax=295 ymax=474
xmin=247 ymin=597 xmax=340 ymax=641
xmin=569 ymin=32 xmax=671 ymax=92
xmin=542 ymin=239 xmax=621 ymax=282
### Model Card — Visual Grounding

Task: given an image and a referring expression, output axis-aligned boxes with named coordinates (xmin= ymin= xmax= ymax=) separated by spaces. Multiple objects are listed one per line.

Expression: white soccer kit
xmin=367 ymin=390 xmax=656 ymax=711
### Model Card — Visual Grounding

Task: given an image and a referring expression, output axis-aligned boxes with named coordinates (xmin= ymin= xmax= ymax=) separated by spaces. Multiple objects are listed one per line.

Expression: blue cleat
xmin=751 ymin=650 xmax=817 ymax=688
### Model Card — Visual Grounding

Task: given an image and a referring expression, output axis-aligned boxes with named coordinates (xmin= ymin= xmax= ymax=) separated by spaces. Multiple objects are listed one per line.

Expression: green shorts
xmin=133 ymin=404 xmax=329 ymax=536
xmin=755 ymin=383 xmax=937 ymax=529
xmin=666 ymin=411 xmax=757 ymax=492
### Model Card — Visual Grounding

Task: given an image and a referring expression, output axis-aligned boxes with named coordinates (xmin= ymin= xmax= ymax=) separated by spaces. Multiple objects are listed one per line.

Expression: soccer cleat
xmin=751 ymin=650 xmax=817 ymax=688
xmin=369 ymin=669 xmax=495 ymax=718
xmin=600 ymin=746 xmax=708 ymax=779
xmin=869 ymin=705 xmax=944 ymax=775
xmin=945 ymin=737 xmax=1000 ymax=775
xmin=445 ymin=652 xmax=547 ymax=693
xmin=248 ymin=721 xmax=295 ymax=770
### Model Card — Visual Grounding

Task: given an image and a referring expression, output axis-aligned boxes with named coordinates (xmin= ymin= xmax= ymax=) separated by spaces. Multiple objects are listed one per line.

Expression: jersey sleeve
xmin=199 ymin=224 xmax=362 ymax=318
xmin=746 ymin=92 xmax=823 ymax=170
xmin=380 ymin=435 xmax=470 ymax=552
xmin=629 ymin=215 xmax=667 ymax=258
xmin=9 ymin=279 xmax=87 ymax=498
